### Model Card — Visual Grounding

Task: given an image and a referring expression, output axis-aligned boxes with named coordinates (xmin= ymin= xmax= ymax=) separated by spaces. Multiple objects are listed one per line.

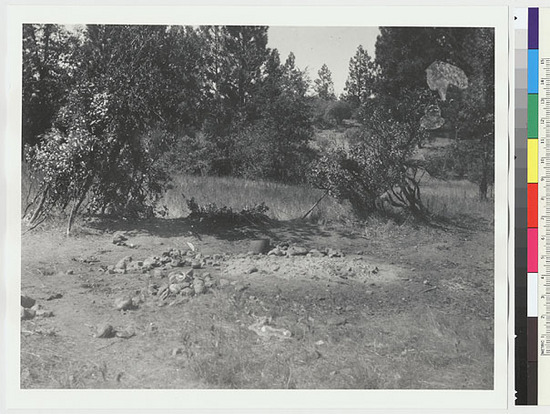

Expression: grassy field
xmin=160 ymin=172 xmax=492 ymax=225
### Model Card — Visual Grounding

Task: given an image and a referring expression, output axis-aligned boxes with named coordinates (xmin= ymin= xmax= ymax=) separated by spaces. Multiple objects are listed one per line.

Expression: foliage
xmin=373 ymin=27 xmax=495 ymax=199
xmin=324 ymin=100 xmax=353 ymax=126
xmin=342 ymin=45 xmax=378 ymax=108
xmin=186 ymin=197 xmax=270 ymax=224
xmin=314 ymin=63 xmax=336 ymax=100
xmin=22 ymin=24 xmax=79 ymax=149
xmin=309 ymin=117 xmax=425 ymax=218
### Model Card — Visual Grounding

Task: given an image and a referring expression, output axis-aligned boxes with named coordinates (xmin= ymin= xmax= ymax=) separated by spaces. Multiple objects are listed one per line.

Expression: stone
xmin=246 ymin=267 xmax=259 ymax=274
xmin=152 ymin=269 xmax=166 ymax=278
xmin=327 ymin=249 xmax=344 ymax=258
xmin=308 ymin=249 xmax=325 ymax=257
xmin=112 ymin=231 xmax=128 ymax=244
xmin=66 ymin=269 xmax=74 ymax=275
xmin=169 ymin=283 xmax=182 ymax=294
xmin=36 ymin=309 xmax=54 ymax=318
xmin=20 ymin=307 xmax=35 ymax=320
xmin=114 ymin=296 xmax=134 ymax=311
xmin=148 ymin=284 xmax=159 ymax=295
xmin=96 ymin=324 xmax=115 ymax=338
xmin=219 ymin=278 xmax=230 ymax=287
xmin=326 ymin=316 xmax=347 ymax=326
xmin=267 ymin=247 xmax=285 ymax=256
xmin=46 ymin=293 xmax=63 ymax=301
xmin=116 ymin=327 xmax=136 ymax=339
xmin=21 ymin=295 xmax=36 ymax=309
xmin=170 ymin=258 xmax=183 ymax=267
xmin=172 ymin=347 xmax=184 ymax=356
xmin=180 ymin=287 xmax=193 ymax=296
xmin=115 ymin=256 xmax=133 ymax=270
xmin=193 ymin=279 xmax=206 ymax=295
xmin=287 ymin=246 xmax=308 ymax=256
xmin=191 ymin=261 xmax=202 ymax=269
xmin=250 ymin=239 xmax=270 ymax=254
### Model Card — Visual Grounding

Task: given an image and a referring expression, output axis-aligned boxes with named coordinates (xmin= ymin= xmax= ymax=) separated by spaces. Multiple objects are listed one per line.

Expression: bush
xmin=309 ymin=119 xmax=426 ymax=218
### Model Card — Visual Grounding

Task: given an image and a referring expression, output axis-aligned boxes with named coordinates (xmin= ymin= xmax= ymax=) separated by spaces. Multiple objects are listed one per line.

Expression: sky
xmin=267 ymin=26 xmax=380 ymax=97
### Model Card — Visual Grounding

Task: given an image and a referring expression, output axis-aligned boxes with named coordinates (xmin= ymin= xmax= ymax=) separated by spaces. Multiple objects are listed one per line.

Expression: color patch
xmin=528 ymin=228 xmax=538 ymax=272
xmin=528 ymin=183 xmax=538 ymax=228
xmin=528 ymin=94 xmax=539 ymax=138
xmin=529 ymin=49 xmax=540 ymax=94
xmin=528 ymin=139 xmax=539 ymax=183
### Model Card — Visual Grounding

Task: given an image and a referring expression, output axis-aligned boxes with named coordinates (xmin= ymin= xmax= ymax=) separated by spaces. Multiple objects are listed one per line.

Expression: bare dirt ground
xmin=20 ymin=216 xmax=494 ymax=389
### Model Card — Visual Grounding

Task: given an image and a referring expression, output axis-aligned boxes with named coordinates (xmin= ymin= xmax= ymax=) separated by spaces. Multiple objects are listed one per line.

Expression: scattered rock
xmin=116 ymin=327 xmax=136 ymax=339
xmin=246 ymin=267 xmax=259 ymax=274
xmin=36 ymin=309 xmax=54 ymax=318
xmin=193 ymin=279 xmax=206 ymax=295
xmin=172 ymin=347 xmax=184 ymax=356
xmin=21 ymin=307 xmax=36 ymax=320
xmin=248 ymin=317 xmax=292 ymax=340
xmin=181 ymin=287 xmax=194 ymax=296
xmin=315 ymin=340 xmax=325 ymax=346
xmin=46 ymin=293 xmax=63 ymax=301
xmin=114 ymin=296 xmax=134 ymax=311
xmin=21 ymin=295 xmax=36 ymax=309
xmin=115 ymin=256 xmax=133 ymax=271
xmin=66 ymin=269 xmax=74 ymax=275
xmin=152 ymin=269 xmax=166 ymax=278
xmin=219 ymin=278 xmax=230 ymax=287
xmin=326 ymin=316 xmax=347 ymax=326
xmin=250 ymin=239 xmax=271 ymax=254
xmin=267 ymin=247 xmax=285 ymax=256
xmin=191 ymin=261 xmax=202 ymax=269
xmin=308 ymin=249 xmax=325 ymax=258
xmin=169 ymin=283 xmax=182 ymax=294
xmin=287 ymin=246 xmax=309 ymax=256
xmin=112 ymin=231 xmax=128 ymax=245
xmin=327 ymin=248 xmax=344 ymax=258
xmin=96 ymin=324 xmax=116 ymax=338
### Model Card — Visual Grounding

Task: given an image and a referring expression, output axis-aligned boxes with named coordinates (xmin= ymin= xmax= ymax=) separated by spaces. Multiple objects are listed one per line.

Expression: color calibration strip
xmin=517 ymin=6 xmax=550 ymax=406
xmin=515 ymin=7 xmax=549 ymax=405
xmin=538 ymin=8 xmax=550 ymax=407
xmin=528 ymin=6 xmax=539 ymax=405
xmin=515 ymin=7 xmax=529 ymax=404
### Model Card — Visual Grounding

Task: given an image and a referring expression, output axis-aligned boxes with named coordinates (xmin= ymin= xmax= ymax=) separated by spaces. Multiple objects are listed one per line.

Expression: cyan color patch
xmin=528 ymin=49 xmax=539 ymax=94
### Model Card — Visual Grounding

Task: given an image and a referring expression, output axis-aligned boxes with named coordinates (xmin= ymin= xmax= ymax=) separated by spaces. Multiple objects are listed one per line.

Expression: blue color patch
xmin=528 ymin=49 xmax=539 ymax=94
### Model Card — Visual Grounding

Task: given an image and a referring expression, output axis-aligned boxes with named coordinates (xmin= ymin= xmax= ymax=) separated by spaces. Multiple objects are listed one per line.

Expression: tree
xmin=314 ymin=64 xmax=336 ymax=100
xmin=22 ymin=24 xmax=79 ymax=149
xmin=25 ymin=24 xmax=194 ymax=233
xmin=309 ymin=111 xmax=426 ymax=218
xmin=342 ymin=45 xmax=378 ymax=107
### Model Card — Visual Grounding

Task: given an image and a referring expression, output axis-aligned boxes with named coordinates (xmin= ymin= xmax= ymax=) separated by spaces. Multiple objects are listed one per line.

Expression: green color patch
xmin=528 ymin=94 xmax=539 ymax=138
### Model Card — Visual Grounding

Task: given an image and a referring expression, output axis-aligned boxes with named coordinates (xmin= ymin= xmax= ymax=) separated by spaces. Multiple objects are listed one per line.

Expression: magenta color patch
xmin=528 ymin=228 xmax=538 ymax=272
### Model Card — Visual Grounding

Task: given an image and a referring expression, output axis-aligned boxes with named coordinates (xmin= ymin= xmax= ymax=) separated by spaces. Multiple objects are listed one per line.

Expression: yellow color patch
xmin=528 ymin=139 xmax=538 ymax=183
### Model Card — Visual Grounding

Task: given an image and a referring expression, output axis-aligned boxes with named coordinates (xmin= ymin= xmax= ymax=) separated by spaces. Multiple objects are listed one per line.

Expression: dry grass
xmin=420 ymin=176 xmax=493 ymax=221
xmin=160 ymin=174 xmax=353 ymax=223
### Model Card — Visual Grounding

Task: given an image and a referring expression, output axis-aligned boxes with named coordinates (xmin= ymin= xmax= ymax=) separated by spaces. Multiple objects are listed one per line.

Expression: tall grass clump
xmin=421 ymin=176 xmax=493 ymax=221
xmin=159 ymin=174 xmax=353 ymax=222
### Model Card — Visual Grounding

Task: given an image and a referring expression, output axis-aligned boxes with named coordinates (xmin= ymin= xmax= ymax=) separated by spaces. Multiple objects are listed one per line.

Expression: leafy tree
xmin=314 ymin=63 xmax=336 ymax=100
xmin=342 ymin=45 xmax=378 ymax=108
xmin=22 ymin=24 xmax=78 ymax=149
xmin=310 ymin=112 xmax=425 ymax=218
xmin=373 ymin=27 xmax=494 ymax=200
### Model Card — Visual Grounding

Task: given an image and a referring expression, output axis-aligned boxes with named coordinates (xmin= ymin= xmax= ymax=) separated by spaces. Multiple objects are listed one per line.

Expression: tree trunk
xmin=66 ymin=178 xmax=92 ymax=236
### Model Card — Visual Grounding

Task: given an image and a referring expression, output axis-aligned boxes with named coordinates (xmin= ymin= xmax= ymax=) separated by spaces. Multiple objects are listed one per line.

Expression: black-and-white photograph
xmin=18 ymin=22 xmax=496 ymax=391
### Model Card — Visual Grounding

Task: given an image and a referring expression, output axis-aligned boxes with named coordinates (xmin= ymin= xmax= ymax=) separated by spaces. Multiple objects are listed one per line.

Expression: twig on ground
xmin=419 ymin=286 xmax=438 ymax=294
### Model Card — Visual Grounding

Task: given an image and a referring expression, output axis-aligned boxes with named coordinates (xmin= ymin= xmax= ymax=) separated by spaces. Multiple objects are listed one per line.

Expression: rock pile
xmin=106 ymin=248 xmax=225 ymax=275
xmin=267 ymin=243 xmax=345 ymax=258
xmin=21 ymin=295 xmax=54 ymax=320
